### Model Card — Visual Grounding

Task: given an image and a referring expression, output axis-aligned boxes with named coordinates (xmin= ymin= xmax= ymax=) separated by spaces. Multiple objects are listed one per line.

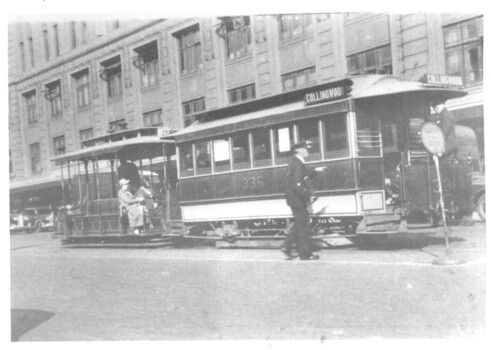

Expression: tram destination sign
xmin=304 ymin=84 xmax=350 ymax=106
xmin=420 ymin=74 xmax=463 ymax=88
xmin=420 ymin=122 xmax=445 ymax=155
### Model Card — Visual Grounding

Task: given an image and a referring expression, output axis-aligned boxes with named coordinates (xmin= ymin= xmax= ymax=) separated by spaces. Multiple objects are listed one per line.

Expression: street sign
xmin=420 ymin=122 xmax=445 ymax=155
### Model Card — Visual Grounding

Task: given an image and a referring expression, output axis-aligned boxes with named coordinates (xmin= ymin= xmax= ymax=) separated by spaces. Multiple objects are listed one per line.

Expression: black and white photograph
xmin=5 ymin=1 xmax=489 ymax=345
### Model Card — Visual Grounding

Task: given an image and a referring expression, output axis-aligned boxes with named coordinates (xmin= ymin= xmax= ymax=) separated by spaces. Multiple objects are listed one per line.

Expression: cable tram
xmin=51 ymin=127 xmax=178 ymax=247
xmin=170 ymin=74 xmax=473 ymax=242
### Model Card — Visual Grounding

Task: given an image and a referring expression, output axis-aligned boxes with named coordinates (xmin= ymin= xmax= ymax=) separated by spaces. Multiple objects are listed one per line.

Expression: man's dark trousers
xmin=286 ymin=204 xmax=312 ymax=259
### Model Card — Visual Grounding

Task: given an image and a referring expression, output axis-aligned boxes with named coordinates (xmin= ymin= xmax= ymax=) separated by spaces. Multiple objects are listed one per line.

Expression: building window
xmin=28 ymin=37 xmax=34 ymax=68
xmin=53 ymin=136 xmax=66 ymax=156
xmin=143 ymin=109 xmax=163 ymax=127
xmin=29 ymin=143 xmax=41 ymax=174
xmin=43 ymin=29 xmax=50 ymax=61
xmin=228 ymin=84 xmax=256 ymax=104
xmin=175 ymin=25 xmax=202 ymax=74
xmin=73 ymin=69 xmax=90 ymax=109
xmin=347 ymin=45 xmax=392 ymax=75
xmin=79 ymin=128 xmax=93 ymax=141
xmin=19 ymin=41 xmax=26 ymax=71
xmin=81 ymin=21 xmax=88 ymax=45
xmin=53 ymin=24 xmax=60 ymax=56
xmin=282 ymin=66 xmax=316 ymax=91
xmin=444 ymin=16 xmax=483 ymax=86
xmin=133 ymin=41 xmax=160 ymax=88
xmin=219 ymin=16 xmax=252 ymax=60
xmin=100 ymin=57 xmax=123 ymax=98
xmin=70 ymin=21 xmax=77 ymax=49
xmin=279 ymin=14 xmax=313 ymax=42
xmin=44 ymin=80 xmax=62 ymax=118
xmin=108 ymin=119 xmax=128 ymax=133
xmin=182 ymin=97 xmax=205 ymax=126
xmin=23 ymin=90 xmax=37 ymax=124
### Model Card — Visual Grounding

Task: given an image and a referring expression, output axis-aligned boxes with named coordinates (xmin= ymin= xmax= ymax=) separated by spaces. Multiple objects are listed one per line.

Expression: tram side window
xmin=274 ymin=124 xmax=294 ymax=165
xmin=213 ymin=137 xmax=231 ymax=173
xmin=195 ymin=140 xmax=212 ymax=175
xmin=323 ymin=114 xmax=349 ymax=159
xmin=232 ymin=132 xmax=251 ymax=170
xmin=251 ymin=128 xmax=272 ymax=168
xmin=297 ymin=118 xmax=321 ymax=161
xmin=179 ymin=143 xmax=195 ymax=177
xmin=356 ymin=114 xmax=382 ymax=157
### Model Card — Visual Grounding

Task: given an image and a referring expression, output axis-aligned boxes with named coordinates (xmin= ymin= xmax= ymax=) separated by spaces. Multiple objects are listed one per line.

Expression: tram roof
xmin=51 ymin=127 xmax=174 ymax=163
xmin=170 ymin=74 xmax=467 ymax=142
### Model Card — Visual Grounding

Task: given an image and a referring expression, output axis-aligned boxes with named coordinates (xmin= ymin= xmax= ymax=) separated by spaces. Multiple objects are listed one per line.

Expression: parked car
xmin=10 ymin=207 xmax=54 ymax=233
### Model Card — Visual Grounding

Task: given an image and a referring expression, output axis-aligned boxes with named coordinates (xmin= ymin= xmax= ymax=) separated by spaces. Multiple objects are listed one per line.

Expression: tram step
xmin=356 ymin=214 xmax=407 ymax=235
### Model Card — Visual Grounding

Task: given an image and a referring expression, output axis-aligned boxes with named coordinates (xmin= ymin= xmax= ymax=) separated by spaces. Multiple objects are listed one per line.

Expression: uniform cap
xmin=292 ymin=140 xmax=313 ymax=150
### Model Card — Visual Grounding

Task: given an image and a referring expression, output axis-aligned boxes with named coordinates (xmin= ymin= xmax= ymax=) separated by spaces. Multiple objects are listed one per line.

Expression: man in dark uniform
xmin=431 ymin=100 xmax=457 ymax=159
xmin=117 ymin=154 xmax=141 ymax=194
xmin=282 ymin=141 xmax=326 ymax=261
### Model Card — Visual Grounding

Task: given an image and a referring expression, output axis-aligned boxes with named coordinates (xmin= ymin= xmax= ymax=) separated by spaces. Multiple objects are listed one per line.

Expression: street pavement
xmin=10 ymin=223 xmax=487 ymax=342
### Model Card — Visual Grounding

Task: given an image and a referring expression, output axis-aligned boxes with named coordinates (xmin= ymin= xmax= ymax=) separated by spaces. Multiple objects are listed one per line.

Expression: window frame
xmin=143 ymin=109 xmax=163 ymax=127
xmin=53 ymin=135 xmax=66 ymax=156
xmin=228 ymin=84 xmax=256 ymax=105
xmin=79 ymin=127 xmax=94 ymax=142
xmin=347 ymin=45 xmax=393 ymax=75
xmin=443 ymin=16 xmax=483 ymax=86
xmin=175 ymin=24 xmax=203 ymax=75
xmin=73 ymin=69 xmax=91 ymax=109
xmin=281 ymin=66 xmax=316 ymax=92
xmin=24 ymin=90 xmax=37 ymax=124
xmin=134 ymin=41 xmax=160 ymax=88
xmin=279 ymin=14 xmax=313 ymax=42
xmin=221 ymin=16 xmax=252 ymax=60
xmin=45 ymin=81 xmax=63 ymax=118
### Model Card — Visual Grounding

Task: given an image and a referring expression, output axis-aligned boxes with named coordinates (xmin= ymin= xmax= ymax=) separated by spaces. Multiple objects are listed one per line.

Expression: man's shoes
xmin=281 ymin=249 xmax=298 ymax=260
xmin=300 ymin=254 xmax=319 ymax=261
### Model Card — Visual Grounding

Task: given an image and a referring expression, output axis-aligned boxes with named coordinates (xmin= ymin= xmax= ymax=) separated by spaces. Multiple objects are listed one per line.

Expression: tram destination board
xmin=420 ymin=122 xmax=445 ymax=155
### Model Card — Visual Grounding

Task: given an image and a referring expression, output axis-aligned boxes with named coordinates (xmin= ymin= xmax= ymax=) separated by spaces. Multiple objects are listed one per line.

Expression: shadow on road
xmin=352 ymin=233 xmax=465 ymax=251
xmin=11 ymin=309 xmax=55 ymax=341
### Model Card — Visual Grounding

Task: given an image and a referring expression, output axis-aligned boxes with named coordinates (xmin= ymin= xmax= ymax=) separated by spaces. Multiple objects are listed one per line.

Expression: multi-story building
xmin=8 ymin=13 xmax=484 ymax=210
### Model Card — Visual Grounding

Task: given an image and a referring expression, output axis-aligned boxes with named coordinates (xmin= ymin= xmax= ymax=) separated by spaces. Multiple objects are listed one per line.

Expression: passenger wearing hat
xmin=118 ymin=178 xmax=145 ymax=235
xmin=282 ymin=140 xmax=326 ymax=260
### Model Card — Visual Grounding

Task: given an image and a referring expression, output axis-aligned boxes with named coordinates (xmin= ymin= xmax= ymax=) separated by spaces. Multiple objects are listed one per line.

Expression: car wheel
xmin=476 ymin=193 xmax=486 ymax=221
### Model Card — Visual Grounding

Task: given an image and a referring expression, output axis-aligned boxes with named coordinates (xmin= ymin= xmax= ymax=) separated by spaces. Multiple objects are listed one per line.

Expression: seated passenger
xmin=118 ymin=178 xmax=144 ymax=235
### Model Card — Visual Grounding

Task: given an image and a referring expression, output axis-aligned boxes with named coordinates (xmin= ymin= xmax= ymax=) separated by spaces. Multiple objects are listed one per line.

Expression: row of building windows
xmin=18 ymin=21 xmax=120 ymax=71
xmin=18 ymin=16 xmax=484 ymax=126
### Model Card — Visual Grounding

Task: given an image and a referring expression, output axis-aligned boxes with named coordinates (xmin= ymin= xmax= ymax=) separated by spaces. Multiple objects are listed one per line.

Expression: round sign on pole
xmin=420 ymin=122 xmax=445 ymax=155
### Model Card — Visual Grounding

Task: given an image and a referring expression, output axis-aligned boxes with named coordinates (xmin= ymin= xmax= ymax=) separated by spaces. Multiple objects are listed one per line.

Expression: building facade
xmin=8 ymin=13 xmax=484 ymax=209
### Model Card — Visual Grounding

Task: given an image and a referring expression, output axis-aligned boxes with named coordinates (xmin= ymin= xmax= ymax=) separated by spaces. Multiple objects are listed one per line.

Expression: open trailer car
xmin=169 ymin=74 xmax=474 ymax=245
xmin=51 ymin=127 xmax=178 ymax=247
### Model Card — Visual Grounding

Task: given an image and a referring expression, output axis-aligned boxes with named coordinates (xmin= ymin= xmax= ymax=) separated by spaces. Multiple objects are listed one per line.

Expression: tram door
xmin=165 ymin=146 xmax=181 ymax=221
